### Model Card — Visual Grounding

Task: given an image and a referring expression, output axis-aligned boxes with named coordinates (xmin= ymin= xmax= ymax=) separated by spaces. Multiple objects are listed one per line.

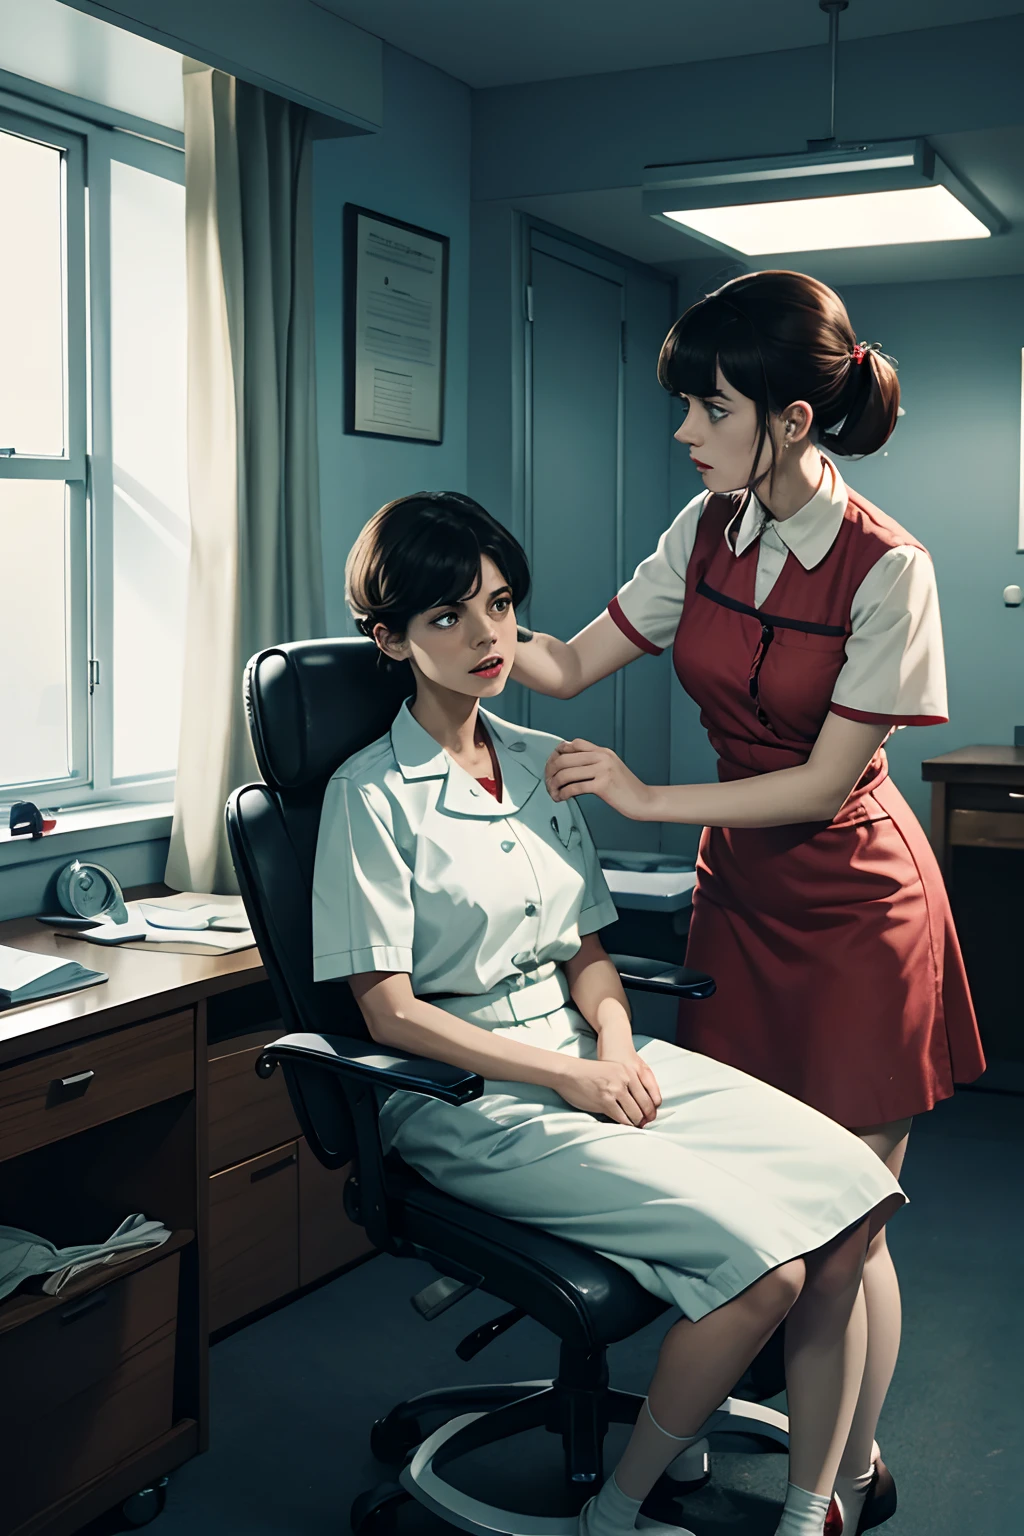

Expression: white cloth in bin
xmin=0 ymin=1214 xmax=171 ymax=1301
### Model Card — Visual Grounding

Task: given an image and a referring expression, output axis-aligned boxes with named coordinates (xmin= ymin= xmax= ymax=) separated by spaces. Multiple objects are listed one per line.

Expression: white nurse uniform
xmin=312 ymin=701 xmax=904 ymax=1322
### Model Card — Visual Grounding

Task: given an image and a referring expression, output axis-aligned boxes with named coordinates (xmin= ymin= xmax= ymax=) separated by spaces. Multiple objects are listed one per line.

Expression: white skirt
xmin=379 ymin=966 xmax=905 ymax=1322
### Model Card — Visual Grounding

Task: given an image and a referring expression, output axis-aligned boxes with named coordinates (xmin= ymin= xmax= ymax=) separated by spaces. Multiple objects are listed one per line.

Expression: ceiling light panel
xmin=663 ymin=184 xmax=992 ymax=255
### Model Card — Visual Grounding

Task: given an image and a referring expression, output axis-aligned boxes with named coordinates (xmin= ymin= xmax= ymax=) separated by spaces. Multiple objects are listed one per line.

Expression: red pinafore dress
xmin=654 ymin=490 xmax=982 ymax=1128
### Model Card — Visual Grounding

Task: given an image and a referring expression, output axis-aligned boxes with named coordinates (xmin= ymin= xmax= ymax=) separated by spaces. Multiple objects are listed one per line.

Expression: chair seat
xmin=386 ymin=1157 xmax=670 ymax=1350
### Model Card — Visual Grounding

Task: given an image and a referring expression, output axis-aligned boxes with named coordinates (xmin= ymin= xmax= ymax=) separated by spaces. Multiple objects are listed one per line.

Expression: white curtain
xmin=166 ymin=63 xmax=325 ymax=894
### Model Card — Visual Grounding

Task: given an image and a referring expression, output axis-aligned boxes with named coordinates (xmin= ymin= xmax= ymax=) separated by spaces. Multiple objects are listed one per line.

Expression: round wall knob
xmin=1003 ymin=585 xmax=1023 ymax=607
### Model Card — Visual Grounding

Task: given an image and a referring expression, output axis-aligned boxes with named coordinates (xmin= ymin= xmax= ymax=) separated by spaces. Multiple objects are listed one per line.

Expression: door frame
xmin=520 ymin=219 xmax=627 ymax=752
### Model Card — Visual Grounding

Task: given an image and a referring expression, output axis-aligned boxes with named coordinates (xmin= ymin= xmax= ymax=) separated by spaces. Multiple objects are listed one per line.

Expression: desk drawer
xmin=208 ymin=1028 xmax=300 ymax=1172
xmin=948 ymin=784 xmax=1024 ymax=813
xmin=0 ymin=1011 xmax=194 ymax=1165
xmin=0 ymin=1252 xmax=179 ymax=1535
xmin=209 ymin=1142 xmax=299 ymax=1331
xmin=949 ymin=809 xmax=1024 ymax=849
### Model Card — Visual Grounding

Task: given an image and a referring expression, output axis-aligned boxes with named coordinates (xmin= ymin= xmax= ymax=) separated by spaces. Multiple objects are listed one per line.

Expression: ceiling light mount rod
xmin=816 ymin=0 xmax=849 ymax=149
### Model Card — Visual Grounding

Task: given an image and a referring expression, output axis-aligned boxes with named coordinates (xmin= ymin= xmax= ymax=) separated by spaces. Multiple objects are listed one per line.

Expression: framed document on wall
xmin=344 ymin=204 xmax=449 ymax=444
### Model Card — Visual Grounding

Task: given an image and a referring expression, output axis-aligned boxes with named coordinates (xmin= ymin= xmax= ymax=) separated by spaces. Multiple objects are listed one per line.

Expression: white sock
xmin=833 ymin=1467 xmax=874 ymax=1532
xmin=579 ymin=1471 xmax=644 ymax=1536
xmin=774 ymin=1482 xmax=834 ymax=1536
xmin=578 ymin=1469 xmax=696 ymax=1536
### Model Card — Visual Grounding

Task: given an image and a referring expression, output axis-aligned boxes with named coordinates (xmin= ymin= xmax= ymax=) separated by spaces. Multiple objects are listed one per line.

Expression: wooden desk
xmin=0 ymin=906 xmax=372 ymax=1536
xmin=923 ymin=747 xmax=1024 ymax=1068
xmin=922 ymin=745 xmax=1024 ymax=879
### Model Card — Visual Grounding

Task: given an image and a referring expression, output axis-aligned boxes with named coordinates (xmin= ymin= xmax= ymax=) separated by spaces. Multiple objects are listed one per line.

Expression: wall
xmin=471 ymin=16 xmax=1024 ymax=201
xmin=60 ymin=0 xmax=382 ymax=129
xmin=0 ymin=0 xmax=183 ymax=130
xmin=314 ymin=44 xmax=472 ymax=634
xmin=835 ymin=274 xmax=1024 ymax=809
xmin=666 ymin=272 xmax=1024 ymax=857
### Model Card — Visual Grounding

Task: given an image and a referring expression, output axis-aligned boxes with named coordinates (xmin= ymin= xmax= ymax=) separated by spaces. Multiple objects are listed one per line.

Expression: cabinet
xmin=0 ymin=905 xmax=375 ymax=1531
xmin=0 ymin=1006 xmax=203 ymax=1536
xmin=923 ymin=746 xmax=1024 ymax=1066
xmin=206 ymin=1022 xmax=373 ymax=1332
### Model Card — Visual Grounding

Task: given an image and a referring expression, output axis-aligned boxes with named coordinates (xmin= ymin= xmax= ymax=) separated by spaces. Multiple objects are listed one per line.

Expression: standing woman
xmin=511 ymin=270 xmax=986 ymax=1534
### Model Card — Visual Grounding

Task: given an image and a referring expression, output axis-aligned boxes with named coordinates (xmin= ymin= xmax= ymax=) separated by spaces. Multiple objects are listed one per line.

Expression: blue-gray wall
xmin=665 ymin=272 xmax=1024 ymax=857
xmin=313 ymin=44 xmax=471 ymax=634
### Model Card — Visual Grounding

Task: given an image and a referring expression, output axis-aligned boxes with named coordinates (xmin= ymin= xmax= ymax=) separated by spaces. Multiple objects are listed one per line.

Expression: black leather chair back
xmin=229 ymin=638 xmax=410 ymax=1043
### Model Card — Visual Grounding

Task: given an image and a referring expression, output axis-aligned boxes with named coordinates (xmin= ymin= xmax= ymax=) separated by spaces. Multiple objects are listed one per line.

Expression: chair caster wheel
xmin=351 ymin=1482 xmax=410 ymax=1536
xmin=121 ymin=1477 xmax=169 ymax=1527
xmin=370 ymin=1412 xmax=422 ymax=1464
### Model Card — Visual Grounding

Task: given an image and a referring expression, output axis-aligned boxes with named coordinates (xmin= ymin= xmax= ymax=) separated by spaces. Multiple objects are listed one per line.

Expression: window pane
xmin=0 ymin=481 xmax=70 ymax=785
xmin=110 ymin=159 xmax=189 ymax=780
xmin=0 ymin=128 xmax=66 ymax=457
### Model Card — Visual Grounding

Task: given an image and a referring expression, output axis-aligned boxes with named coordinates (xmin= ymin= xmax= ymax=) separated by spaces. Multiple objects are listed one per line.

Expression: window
xmin=0 ymin=94 xmax=187 ymax=807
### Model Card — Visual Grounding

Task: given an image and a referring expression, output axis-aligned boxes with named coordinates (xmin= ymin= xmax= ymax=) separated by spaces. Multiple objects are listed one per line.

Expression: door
xmin=524 ymin=228 xmax=673 ymax=850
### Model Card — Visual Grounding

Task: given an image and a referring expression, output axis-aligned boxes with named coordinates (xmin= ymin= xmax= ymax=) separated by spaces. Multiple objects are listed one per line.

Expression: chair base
xmin=363 ymin=1379 xmax=789 ymax=1536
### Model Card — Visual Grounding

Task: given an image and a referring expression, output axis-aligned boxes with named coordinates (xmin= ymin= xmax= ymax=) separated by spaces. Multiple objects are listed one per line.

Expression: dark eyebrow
xmin=426 ymin=583 xmax=512 ymax=614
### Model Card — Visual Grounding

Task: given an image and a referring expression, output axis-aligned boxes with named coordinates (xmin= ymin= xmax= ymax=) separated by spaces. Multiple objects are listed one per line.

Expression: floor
xmin=120 ymin=1079 xmax=1022 ymax=1536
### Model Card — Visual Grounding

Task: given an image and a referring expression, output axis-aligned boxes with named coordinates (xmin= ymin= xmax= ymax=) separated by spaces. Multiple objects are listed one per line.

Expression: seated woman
xmin=312 ymin=491 xmax=906 ymax=1536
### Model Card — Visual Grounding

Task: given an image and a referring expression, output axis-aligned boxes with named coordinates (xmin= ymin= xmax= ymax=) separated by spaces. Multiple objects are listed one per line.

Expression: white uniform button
xmin=550 ymin=816 xmax=559 ymax=833
xmin=508 ymin=741 xmax=526 ymax=752
xmin=501 ymin=840 xmax=515 ymax=853
xmin=525 ymin=903 xmax=537 ymax=916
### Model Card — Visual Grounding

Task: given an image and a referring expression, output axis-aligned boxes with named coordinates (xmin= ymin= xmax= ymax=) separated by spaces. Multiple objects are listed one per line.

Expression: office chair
xmin=225 ymin=638 xmax=789 ymax=1536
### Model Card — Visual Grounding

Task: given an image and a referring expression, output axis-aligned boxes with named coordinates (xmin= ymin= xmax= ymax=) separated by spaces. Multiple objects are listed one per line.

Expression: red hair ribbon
xmin=852 ymin=342 xmax=868 ymax=364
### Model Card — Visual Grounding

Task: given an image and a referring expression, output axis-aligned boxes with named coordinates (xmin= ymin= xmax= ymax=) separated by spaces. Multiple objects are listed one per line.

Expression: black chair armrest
xmin=610 ymin=954 xmax=716 ymax=1000
xmin=256 ymin=1031 xmax=484 ymax=1105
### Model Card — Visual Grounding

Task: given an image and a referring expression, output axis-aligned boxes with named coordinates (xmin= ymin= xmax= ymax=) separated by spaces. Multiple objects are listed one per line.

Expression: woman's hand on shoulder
xmin=546 ymin=738 xmax=656 ymax=821
xmin=556 ymin=1048 xmax=661 ymax=1128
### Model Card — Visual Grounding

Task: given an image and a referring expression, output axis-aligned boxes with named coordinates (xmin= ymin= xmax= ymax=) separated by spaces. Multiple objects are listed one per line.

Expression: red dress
xmin=610 ymin=484 xmax=984 ymax=1128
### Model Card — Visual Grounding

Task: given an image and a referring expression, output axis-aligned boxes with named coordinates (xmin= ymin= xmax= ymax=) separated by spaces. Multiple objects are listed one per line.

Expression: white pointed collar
xmin=730 ymin=455 xmax=849 ymax=571
xmin=389 ymin=701 xmax=542 ymax=818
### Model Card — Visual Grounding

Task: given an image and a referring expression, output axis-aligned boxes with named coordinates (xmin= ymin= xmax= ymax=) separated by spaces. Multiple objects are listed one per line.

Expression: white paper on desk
xmin=125 ymin=902 xmax=255 ymax=953
xmin=75 ymin=918 xmax=150 ymax=945
xmin=0 ymin=945 xmax=72 ymax=988
xmin=73 ymin=907 xmax=255 ymax=953
xmin=138 ymin=900 xmax=249 ymax=932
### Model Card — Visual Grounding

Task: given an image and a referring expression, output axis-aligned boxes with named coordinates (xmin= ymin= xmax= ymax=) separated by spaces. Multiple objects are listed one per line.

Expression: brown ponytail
xmin=658 ymin=270 xmax=901 ymax=482
xmin=820 ymin=345 xmax=900 ymax=457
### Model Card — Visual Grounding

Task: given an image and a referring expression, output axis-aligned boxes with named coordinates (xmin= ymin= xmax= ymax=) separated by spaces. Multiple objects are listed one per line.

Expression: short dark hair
xmin=345 ymin=492 xmax=530 ymax=650
xmin=658 ymin=270 xmax=900 ymax=492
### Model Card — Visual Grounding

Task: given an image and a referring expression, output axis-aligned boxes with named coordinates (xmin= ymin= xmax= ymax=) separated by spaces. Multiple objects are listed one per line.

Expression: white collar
xmin=729 ymin=455 xmax=848 ymax=571
xmin=389 ymin=701 xmax=542 ymax=819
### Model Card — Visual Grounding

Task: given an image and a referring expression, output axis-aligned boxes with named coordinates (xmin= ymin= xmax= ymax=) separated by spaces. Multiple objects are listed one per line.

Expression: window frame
xmin=0 ymin=85 xmax=185 ymax=809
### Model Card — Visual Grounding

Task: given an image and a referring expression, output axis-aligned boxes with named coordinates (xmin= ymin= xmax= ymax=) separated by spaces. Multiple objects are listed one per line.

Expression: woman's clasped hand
xmin=561 ymin=1027 xmax=663 ymax=1128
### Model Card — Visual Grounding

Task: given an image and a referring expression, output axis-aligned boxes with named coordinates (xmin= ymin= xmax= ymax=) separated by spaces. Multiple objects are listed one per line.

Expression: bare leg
xmin=834 ymin=1121 xmax=911 ymax=1521
xmin=783 ymin=1220 xmax=871 ymax=1498
xmin=613 ymin=1258 xmax=806 ymax=1498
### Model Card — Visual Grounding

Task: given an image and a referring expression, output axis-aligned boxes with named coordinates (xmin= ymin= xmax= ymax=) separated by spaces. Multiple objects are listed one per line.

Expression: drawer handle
xmin=47 ymin=1070 xmax=95 ymax=1106
xmin=250 ymin=1152 xmax=297 ymax=1183
xmin=60 ymin=1290 xmax=109 ymax=1324
xmin=1010 ymin=793 xmax=1024 ymax=800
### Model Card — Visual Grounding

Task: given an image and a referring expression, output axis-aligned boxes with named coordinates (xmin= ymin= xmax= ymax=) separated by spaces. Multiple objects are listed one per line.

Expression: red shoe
xmin=824 ymin=1460 xmax=899 ymax=1534
xmin=824 ymin=1496 xmax=844 ymax=1535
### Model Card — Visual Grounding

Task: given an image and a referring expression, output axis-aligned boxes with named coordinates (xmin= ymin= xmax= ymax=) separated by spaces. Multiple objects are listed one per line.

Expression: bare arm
xmin=563 ymin=932 xmax=633 ymax=1038
xmin=350 ymin=971 xmax=573 ymax=1086
xmin=548 ymin=713 xmax=892 ymax=828
xmin=564 ymin=933 xmax=662 ymax=1126
xmin=511 ymin=610 xmax=645 ymax=699
xmin=349 ymin=967 xmax=658 ymax=1127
